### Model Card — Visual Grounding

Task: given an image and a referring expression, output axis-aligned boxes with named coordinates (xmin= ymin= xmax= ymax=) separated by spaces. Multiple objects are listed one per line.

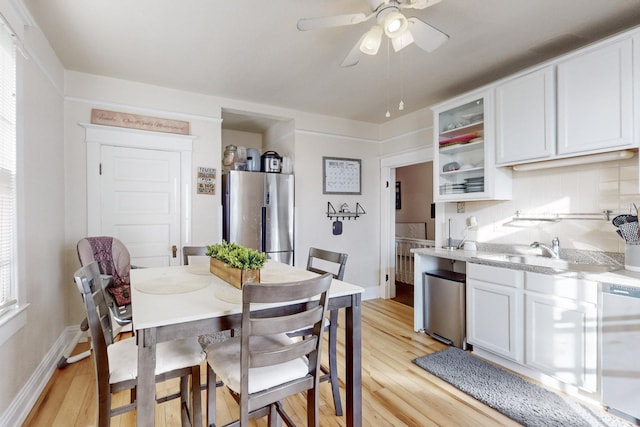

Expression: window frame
xmin=0 ymin=12 xmax=27 ymax=346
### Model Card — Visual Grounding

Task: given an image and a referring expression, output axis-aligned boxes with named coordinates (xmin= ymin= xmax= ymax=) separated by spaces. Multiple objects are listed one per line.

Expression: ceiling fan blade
xmin=391 ymin=30 xmax=415 ymax=52
xmin=297 ymin=13 xmax=371 ymax=31
xmin=341 ymin=33 xmax=368 ymax=67
xmin=407 ymin=17 xmax=448 ymax=52
xmin=399 ymin=0 xmax=442 ymax=10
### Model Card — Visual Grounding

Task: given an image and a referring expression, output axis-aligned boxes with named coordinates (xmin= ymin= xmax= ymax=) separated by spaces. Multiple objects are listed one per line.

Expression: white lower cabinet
xmin=524 ymin=272 xmax=598 ymax=392
xmin=466 ymin=264 xmax=523 ymax=362
xmin=467 ymin=263 xmax=599 ymax=393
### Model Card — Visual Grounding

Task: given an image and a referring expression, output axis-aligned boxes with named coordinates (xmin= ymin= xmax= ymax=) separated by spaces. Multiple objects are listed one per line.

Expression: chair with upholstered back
xmin=183 ymin=245 xmax=208 ymax=265
xmin=58 ymin=237 xmax=135 ymax=369
xmin=205 ymin=273 xmax=333 ymax=427
xmin=303 ymin=247 xmax=348 ymax=416
xmin=73 ymin=262 xmax=205 ymax=427
xmin=77 ymin=236 xmax=133 ymax=325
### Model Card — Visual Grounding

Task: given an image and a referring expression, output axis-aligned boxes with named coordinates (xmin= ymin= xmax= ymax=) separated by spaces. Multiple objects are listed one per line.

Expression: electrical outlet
xmin=457 ymin=202 xmax=465 ymax=213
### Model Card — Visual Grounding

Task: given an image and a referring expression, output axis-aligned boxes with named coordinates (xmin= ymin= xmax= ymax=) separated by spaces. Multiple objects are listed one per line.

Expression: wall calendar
xmin=323 ymin=157 xmax=361 ymax=195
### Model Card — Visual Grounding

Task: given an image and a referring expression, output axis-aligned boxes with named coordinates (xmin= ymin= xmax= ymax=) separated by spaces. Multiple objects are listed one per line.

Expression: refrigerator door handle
xmin=261 ymin=206 xmax=267 ymax=252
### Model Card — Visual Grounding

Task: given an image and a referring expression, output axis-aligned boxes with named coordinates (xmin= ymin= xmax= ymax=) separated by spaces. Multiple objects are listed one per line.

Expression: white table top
xmin=131 ymin=259 xmax=364 ymax=330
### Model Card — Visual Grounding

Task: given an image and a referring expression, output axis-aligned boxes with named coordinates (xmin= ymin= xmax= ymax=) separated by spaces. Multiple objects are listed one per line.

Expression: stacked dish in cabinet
xmin=437 ymin=97 xmax=486 ymax=196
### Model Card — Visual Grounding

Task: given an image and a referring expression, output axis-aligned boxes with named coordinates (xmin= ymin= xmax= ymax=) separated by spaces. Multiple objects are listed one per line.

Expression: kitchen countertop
xmin=411 ymin=245 xmax=640 ymax=288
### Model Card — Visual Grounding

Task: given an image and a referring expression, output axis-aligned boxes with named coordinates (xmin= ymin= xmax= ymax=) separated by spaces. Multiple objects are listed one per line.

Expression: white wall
xmin=0 ymin=14 xmax=66 ymax=420
xmin=222 ymin=128 xmax=262 ymax=151
xmin=294 ymin=130 xmax=380 ymax=297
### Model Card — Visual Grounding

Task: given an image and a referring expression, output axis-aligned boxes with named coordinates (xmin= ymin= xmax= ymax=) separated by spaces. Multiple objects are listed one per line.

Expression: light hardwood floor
xmin=24 ymin=299 xmax=524 ymax=427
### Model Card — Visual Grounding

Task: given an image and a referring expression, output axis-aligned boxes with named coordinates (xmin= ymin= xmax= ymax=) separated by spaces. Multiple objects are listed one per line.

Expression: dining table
xmin=131 ymin=259 xmax=364 ymax=427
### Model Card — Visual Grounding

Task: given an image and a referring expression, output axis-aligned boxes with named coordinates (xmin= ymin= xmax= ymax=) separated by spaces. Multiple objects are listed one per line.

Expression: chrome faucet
xmin=530 ymin=237 xmax=560 ymax=259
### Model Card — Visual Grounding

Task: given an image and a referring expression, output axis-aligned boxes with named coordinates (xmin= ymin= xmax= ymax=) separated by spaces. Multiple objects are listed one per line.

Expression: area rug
xmin=412 ymin=347 xmax=632 ymax=427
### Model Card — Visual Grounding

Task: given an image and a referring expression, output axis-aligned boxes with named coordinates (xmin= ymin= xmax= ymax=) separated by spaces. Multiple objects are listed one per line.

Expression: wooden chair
xmin=183 ymin=245 xmax=208 ymax=265
xmin=300 ymin=247 xmax=348 ymax=416
xmin=205 ymin=273 xmax=333 ymax=427
xmin=73 ymin=262 xmax=205 ymax=427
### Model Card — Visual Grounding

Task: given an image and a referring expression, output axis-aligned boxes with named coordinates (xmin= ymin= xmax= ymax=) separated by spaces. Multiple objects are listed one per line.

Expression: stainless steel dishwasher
xmin=601 ymin=283 xmax=640 ymax=424
xmin=423 ymin=270 xmax=467 ymax=349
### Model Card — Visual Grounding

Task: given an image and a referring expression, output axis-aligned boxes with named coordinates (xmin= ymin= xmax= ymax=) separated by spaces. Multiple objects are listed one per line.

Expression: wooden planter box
xmin=210 ymin=257 xmax=260 ymax=289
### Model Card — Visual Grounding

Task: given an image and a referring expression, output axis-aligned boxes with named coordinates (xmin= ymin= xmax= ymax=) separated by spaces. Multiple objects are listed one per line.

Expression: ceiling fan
xmin=297 ymin=0 xmax=449 ymax=67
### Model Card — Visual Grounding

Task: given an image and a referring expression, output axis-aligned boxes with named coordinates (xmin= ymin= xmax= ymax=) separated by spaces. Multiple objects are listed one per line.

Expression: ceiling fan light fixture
xmin=383 ymin=11 xmax=408 ymax=38
xmin=359 ymin=25 xmax=383 ymax=55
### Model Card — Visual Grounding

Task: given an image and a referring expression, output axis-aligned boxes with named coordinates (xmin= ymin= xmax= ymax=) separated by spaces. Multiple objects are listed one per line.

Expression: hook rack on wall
xmin=326 ymin=202 xmax=366 ymax=220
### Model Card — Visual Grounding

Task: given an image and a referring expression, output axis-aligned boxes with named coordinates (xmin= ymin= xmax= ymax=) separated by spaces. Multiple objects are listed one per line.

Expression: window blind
xmin=0 ymin=16 xmax=16 ymax=313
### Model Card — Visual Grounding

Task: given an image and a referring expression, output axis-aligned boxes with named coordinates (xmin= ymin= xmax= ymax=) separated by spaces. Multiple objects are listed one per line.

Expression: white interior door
xmin=100 ymin=145 xmax=181 ymax=267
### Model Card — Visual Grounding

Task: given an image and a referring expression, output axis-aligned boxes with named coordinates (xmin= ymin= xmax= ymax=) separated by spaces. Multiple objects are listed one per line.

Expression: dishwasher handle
xmin=602 ymin=283 xmax=640 ymax=298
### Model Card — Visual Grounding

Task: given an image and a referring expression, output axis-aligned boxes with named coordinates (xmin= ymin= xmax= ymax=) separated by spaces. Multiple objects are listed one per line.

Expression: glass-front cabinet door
xmin=433 ymin=89 xmax=511 ymax=202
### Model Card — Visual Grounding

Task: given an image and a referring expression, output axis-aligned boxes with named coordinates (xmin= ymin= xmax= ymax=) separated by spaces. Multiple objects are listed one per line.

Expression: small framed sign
xmin=197 ymin=167 xmax=216 ymax=195
xmin=323 ymin=157 xmax=361 ymax=195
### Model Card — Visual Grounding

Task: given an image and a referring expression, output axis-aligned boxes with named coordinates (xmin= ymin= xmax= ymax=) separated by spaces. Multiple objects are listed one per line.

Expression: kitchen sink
xmin=474 ymin=253 xmax=620 ymax=273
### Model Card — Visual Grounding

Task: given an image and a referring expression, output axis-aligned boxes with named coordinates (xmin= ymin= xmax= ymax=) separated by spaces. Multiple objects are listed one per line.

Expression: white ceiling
xmin=22 ymin=0 xmax=640 ymax=131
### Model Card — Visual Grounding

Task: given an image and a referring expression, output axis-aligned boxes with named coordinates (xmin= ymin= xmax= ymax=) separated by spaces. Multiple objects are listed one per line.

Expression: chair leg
xmin=306 ymin=385 xmax=319 ymax=427
xmin=267 ymin=403 xmax=279 ymax=427
xmin=180 ymin=376 xmax=190 ymax=427
xmin=99 ymin=382 xmax=112 ymax=427
xmin=327 ymin=310 xmax=343 ymax=416
xmin=190 ymin=365 xmax=202 ymax=427
xmin=207 ymin=364 xmax=217 ymax=427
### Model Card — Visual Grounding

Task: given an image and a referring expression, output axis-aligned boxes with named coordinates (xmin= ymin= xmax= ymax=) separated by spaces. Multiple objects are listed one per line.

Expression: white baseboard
xmin=0 ymin=325 xmax=80 ymax=427
xmin=362 ymin=286 xmax=379 ymax=301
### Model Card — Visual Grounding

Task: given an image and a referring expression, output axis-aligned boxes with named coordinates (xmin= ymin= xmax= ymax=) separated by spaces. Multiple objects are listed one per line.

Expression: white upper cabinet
xmin=495 ymin=66 xmax=556 ymax=165
xmin=557 ymin=38 xmax=634 ymax=155
xmin=433 ymin=90 xmax=512 ymax=202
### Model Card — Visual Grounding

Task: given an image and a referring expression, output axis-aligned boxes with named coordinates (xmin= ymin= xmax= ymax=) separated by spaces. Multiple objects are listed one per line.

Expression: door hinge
xmin=386 ymin=181 xmax=389 ymax=188
xmin=385 ymin=274 xmax=389 ymax=282
xmin=99 ymin=163 xmax=102 ymax=175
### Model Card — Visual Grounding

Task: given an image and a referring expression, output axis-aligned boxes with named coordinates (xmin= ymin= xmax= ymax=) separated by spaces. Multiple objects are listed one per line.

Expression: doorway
xmin=83 ymin=124 xmax=195 ymax=266
xmin=393 ymin=161 xmax=434 ymax=306
xmin=379 ymin=146 xmax=433 ymax=301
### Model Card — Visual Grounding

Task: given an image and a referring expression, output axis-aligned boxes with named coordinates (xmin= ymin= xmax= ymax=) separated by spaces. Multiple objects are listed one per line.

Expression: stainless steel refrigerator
xmin=222 ymin=171 xmax=294 ymax=265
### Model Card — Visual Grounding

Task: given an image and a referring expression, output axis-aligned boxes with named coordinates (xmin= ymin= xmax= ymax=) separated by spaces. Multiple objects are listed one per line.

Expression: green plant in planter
xmin=206 ymin=241 xmax=267 ymax=270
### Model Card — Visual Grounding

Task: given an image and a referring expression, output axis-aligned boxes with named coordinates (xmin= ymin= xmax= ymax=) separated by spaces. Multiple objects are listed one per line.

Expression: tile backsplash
xmin=443 ymin=156 xmax=639 ymax=254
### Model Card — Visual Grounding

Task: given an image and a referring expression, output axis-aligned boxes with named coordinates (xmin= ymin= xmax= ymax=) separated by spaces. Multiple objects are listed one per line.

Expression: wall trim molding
xmin=0 ymin=325 xmax=79 ymax=426
xmin=380 ymin=124 xmax=433 ymax=145
xmin=380 ymin=145 xmax=434 ymax=167
xmin=67 ymin=96 xmax=223 ymax=123
xmin=295 ymin=128 xmax=380 ymax=144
